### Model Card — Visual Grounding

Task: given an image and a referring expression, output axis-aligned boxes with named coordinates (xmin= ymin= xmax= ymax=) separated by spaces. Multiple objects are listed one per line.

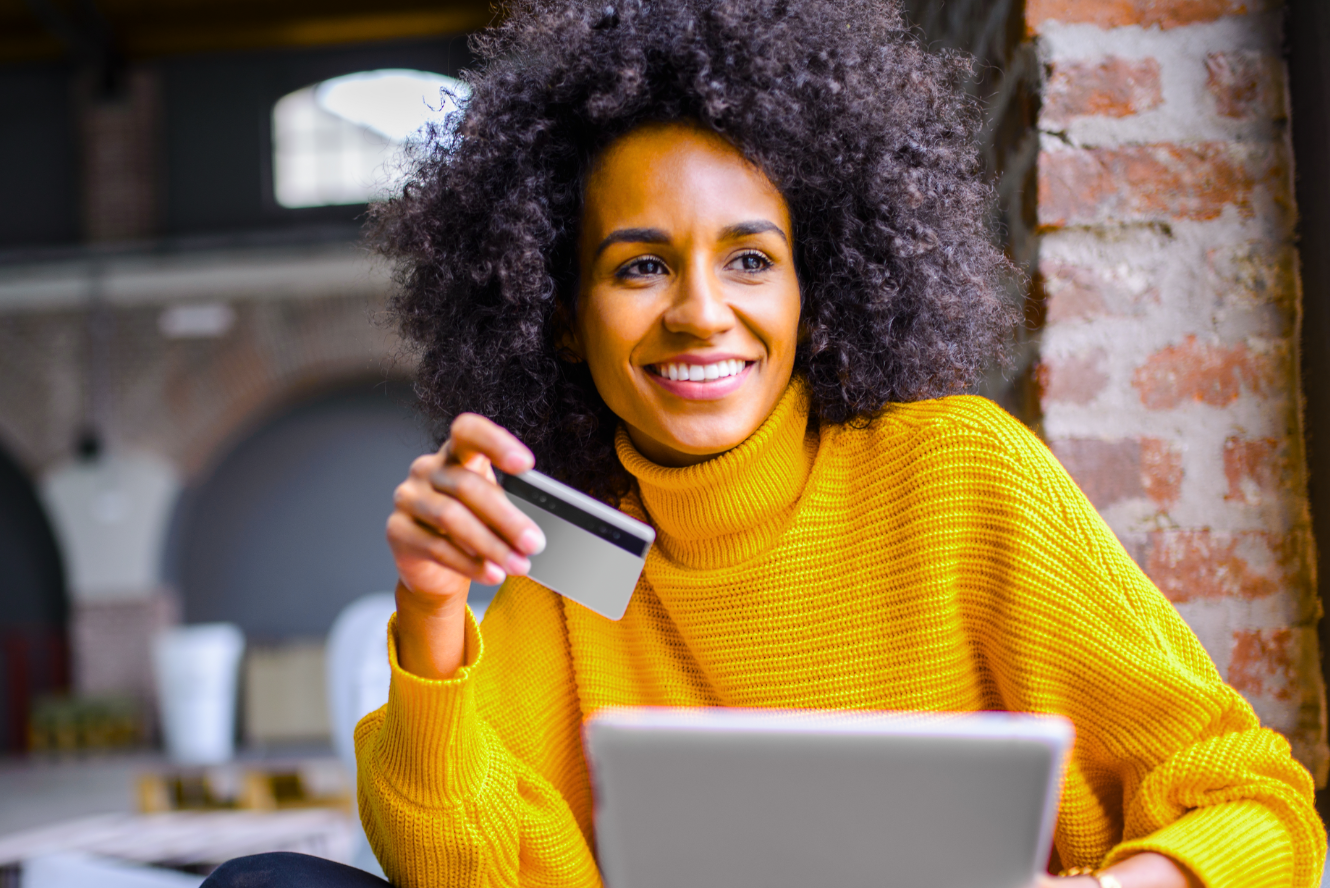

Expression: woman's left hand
xmin=1033 ymin=852 xmax=1200 ymax=888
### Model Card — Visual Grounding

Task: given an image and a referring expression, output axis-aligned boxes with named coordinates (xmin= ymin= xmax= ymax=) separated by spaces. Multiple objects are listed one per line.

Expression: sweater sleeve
xmin=353 ymin=580 xmax=601 ymax=888
xmin=950 ymin=404 xmax=1325 ymax=888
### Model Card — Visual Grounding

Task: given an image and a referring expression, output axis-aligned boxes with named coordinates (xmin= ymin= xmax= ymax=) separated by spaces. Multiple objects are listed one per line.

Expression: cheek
xmin=762 ymin=285 xmax=803 ymax=359
xmin=578 ymin=293 xmax=642 ymax=379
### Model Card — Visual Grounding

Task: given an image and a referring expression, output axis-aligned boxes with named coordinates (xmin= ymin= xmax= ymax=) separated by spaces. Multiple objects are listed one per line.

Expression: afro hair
xmin=374 ymin=0 xmax=1019 ymax=502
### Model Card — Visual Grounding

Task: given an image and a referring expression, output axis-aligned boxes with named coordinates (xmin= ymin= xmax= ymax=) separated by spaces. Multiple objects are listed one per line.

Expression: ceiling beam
xmin=118 ymin=8 xmax=494 ymax=57
xmin=0 ymin=4 xmax=493 ymax=65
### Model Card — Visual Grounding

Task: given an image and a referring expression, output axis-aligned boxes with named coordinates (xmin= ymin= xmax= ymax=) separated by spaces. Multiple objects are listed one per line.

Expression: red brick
xmin=1037 ymin=349 xmax=1109 ymax=405
xmin=1205 ymin=243 xmax=1297 ymax=310
xmin=1229 ymin=628 xmax=1296 ymax=701
xmin=1038 ymin=143 xmax=1284 ymax=229
xmin=1145 ymin=530 xmax=1281 ymax=602
xmin=1206 ymin=51 xmax=1284 ymax=120
xmin=1049 ymin=438 xmax=1143 ymax=508
xmin=1049 ymin=436 xmax=1183 ymax=509
xmin=81 ymin=68 xmax=160 ymax=242
xmin=1131 ymin=334 xmax=1273 ymax=410
xmin=1042 ymin=262 xmax=1107 ymax=322
xmin=1043 ymin=57 xmax=1162 ymax=125
xmin=1027 ymin=0 xmax=1272 ymax=35
xmin=1223 ymin=436 xmax=1284 ymax=503
xmin=1041 ymin=260 xmax=1156 ymax=322
xmin=1140 ymin=437 xmax=1183 ymax=506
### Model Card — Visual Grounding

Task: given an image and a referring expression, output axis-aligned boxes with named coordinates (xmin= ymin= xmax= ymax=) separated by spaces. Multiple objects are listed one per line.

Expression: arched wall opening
xmin=0 ymin=441 xmax=68 ymax=752
xmin=171 ymin=378 xmax=435 ymax=642
xmin=168 ymin=376 xmax=505 ymax=748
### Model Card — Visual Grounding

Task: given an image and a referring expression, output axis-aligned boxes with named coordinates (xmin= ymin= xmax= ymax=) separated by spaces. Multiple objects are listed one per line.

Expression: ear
xmin=557 ymin=330 xmax=585 ymax=363
xmin=552 ymin=300 xmax=585 ymax=363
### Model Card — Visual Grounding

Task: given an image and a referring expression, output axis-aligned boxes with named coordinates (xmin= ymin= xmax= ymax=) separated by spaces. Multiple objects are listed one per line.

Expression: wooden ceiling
xmin=0 ymin=0 xmax=496 ymax=65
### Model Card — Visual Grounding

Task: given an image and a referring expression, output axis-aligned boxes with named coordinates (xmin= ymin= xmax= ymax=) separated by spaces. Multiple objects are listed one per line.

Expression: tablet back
xmin=584 ymin=708 xmax=1072 ymax=888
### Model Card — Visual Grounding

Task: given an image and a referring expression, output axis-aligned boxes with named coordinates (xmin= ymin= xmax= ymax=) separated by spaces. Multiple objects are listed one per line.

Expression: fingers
xmin=393 ymin=465 xmax=544 ymax=573
xmin=418 ymin=477 xmax=532 ymax=574
xmin=388 ymin=511 xmax=505 ymax=586
xmin=391 ymin=415 xmax=545 ymax=597
xmin=444 ymin=413 xmax=535 ymax=476
xmin=430 ymin=461 xmax=546 ymax=555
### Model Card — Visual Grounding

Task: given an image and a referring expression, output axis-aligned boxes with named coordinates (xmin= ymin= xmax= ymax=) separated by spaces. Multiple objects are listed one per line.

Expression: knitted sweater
xmin=355 ymin=380 xmax=1325 ymax=888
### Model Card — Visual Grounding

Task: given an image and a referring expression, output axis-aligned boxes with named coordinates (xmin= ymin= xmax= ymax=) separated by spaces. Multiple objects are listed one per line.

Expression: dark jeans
xmin=201 ymin=852 xmax=390 ymax=887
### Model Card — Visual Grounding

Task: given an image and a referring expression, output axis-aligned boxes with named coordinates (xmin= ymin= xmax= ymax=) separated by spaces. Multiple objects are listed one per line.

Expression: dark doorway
xmin=173 ymin=380 xmax=433 ymax=641
xmin=0 ymin=444 xmax=69 ymax=752
xmin=1285 ymin=0 xmax=1330 ymax=821
xmin=902 ymin=0 xmax=1042 ymax=424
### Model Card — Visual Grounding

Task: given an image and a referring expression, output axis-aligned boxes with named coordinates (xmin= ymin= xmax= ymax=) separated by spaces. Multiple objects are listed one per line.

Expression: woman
xmin=205 ymin=0 xmax=1324 ymax=886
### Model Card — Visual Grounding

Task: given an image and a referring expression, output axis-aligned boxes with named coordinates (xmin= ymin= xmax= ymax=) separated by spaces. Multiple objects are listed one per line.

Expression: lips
xmin=648 ymin=359 xmax=749 ymax=381
xmin=644 ymin=356 xmax=754 ymax=401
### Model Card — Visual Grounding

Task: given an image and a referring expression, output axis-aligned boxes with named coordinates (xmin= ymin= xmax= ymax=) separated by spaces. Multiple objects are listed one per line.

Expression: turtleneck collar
xmin=615 ymin=377 xmax=818 ymax=570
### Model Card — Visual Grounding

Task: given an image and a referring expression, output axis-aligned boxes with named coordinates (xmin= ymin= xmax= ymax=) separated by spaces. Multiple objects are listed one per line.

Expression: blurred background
xmin=1 ymin=0 xmax=1329 ymax=883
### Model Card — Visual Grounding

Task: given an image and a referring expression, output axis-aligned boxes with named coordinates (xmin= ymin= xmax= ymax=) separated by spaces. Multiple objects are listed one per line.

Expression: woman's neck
xmin=615 ymin=378 xmax=818 ymax=570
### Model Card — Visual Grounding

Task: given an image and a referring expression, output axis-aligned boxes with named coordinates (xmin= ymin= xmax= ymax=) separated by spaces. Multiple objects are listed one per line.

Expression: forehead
xmin=582 ymin=123 xmax=790 ymax=234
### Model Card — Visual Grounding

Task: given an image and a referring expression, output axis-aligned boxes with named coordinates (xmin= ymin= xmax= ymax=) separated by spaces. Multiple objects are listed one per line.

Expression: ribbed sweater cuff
xmin=1105 ymin=800 xmax=1294 ymax=887
xmin=374 ymin=608 xmax=489 ymax=808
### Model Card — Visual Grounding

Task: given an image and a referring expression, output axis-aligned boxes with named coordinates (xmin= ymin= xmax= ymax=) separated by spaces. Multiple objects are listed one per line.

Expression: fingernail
xmin=482 ymin=562 xmax=506 ymax=585
xmin=508 ymin=451 xmax=534 ymax=472
xmin=519 ymin=527 xmax=547 ymax=555
xmin=504 ymin=553 xmax=531 ymax=575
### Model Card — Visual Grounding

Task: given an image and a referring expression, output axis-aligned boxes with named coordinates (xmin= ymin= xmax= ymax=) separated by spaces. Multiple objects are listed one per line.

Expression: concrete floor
xmin=0 ymin=753 xmax=149 ymax=837
xmin=0 ymin=746 xmax=345 ymax=838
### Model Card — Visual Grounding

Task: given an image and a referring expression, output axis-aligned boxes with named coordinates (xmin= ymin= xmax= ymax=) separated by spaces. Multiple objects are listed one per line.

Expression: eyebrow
xmin=718 ymin=220 xmax=788 ymax=244
xmin=591 ymin=219 xmax=788 ymax=261
xmin=592 ymin=227 xmax=669 ymax=261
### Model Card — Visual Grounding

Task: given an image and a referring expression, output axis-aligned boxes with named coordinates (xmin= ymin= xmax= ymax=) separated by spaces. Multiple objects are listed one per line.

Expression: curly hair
xmin=374 ymin=0 xmax=1018 ymax=503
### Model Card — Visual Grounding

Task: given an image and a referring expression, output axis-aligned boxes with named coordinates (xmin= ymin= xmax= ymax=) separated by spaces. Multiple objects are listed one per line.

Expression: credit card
xmin=499 ymin=469 xmax=655 ymax=620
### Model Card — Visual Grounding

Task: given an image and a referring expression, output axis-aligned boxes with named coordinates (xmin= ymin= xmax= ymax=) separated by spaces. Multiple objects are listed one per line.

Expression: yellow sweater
xmin=356 ymin=380 xmax=1325 ymax=888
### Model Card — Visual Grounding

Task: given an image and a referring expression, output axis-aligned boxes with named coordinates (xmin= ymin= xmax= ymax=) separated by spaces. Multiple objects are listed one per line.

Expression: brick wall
xmin=0 ymin=278 xmax=411 ymax=712
xmin=0 ymin=289 xmax=409 ymax=478
xmin=80 ymin=66 xmax=160 ymax=243
xmin=1029 ymin=0 xmax=1327 ymax=779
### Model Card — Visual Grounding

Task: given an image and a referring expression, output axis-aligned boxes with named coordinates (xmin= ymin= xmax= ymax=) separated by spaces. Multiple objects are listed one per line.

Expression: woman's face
xmin=572 ymin=122 xmax=802 ymax=467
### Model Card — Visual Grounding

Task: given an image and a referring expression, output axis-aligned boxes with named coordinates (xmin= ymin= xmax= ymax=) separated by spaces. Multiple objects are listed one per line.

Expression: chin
xmin=666 ymin=424 xmax=753 ymax=458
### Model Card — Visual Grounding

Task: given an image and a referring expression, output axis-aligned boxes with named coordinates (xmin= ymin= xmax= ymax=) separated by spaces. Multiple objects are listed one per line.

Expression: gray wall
xmin=0 ymin=443 xmax=66 ymax=628
xmin=0 ymin=62 xmax=78 ymax=248
xmin=161 ymin=35 xmax=473 ymax=237
xmin=0 ymin=442 xmax=67 ymax=750
xmin=174 ymin=381 xmax=433 ymax=639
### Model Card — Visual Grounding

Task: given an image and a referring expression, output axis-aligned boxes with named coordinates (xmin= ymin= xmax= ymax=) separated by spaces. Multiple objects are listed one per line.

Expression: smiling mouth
xmin=647 ymin=359 xmax=751 ymax=382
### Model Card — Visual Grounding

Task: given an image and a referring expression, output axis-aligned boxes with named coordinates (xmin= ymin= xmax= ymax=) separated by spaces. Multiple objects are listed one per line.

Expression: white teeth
xmin=655 ymin=360 xmax=748 ymax=381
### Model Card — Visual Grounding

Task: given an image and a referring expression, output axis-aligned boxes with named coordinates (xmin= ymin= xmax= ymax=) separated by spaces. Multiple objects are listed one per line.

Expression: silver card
xmin=500 ymin=470 xmax=655 ymax=620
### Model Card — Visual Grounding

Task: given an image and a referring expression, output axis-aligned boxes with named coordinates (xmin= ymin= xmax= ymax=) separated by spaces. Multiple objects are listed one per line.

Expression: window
xmin=272 ymin=69 xmax=468 ymax=209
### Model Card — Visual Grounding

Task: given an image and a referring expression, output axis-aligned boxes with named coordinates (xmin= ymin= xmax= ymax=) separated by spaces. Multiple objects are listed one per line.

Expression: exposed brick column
xmin=79 ymin=66 xmax=160 ymax=243
xmin=1029 ymin=0 xmax=1327 ymax=779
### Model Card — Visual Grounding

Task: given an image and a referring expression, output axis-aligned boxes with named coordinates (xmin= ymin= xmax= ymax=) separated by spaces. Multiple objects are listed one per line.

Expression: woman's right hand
xmin=386 ymin=413 xmax=547 ymax=678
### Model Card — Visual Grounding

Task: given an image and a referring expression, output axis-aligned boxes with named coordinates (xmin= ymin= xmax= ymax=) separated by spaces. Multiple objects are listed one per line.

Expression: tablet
xmin=584 ymin=707 xmax=1072 ymax=888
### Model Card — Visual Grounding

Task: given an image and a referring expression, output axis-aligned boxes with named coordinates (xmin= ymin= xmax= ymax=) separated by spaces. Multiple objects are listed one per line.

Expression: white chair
xmin=325 ymin=591 xmax=494 ymax=877
xmin=325 ymin=593 xmax=396 ymax=878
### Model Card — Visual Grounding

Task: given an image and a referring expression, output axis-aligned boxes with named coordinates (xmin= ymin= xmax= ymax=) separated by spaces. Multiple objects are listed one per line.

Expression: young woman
xmin=205 ymin=0 xmax=1323 ymax=886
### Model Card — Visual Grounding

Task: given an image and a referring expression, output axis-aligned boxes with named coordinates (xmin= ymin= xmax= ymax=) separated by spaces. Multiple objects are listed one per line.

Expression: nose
xmin=662 ymin=264 xmax=733 ymax=338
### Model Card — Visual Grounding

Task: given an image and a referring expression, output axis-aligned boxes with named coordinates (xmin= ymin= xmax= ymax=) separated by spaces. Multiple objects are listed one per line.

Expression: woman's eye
xmin=730 ymin=252 xmax=773 ymax=272
xmin=617 ymin=257 xmax=668 ymax=279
